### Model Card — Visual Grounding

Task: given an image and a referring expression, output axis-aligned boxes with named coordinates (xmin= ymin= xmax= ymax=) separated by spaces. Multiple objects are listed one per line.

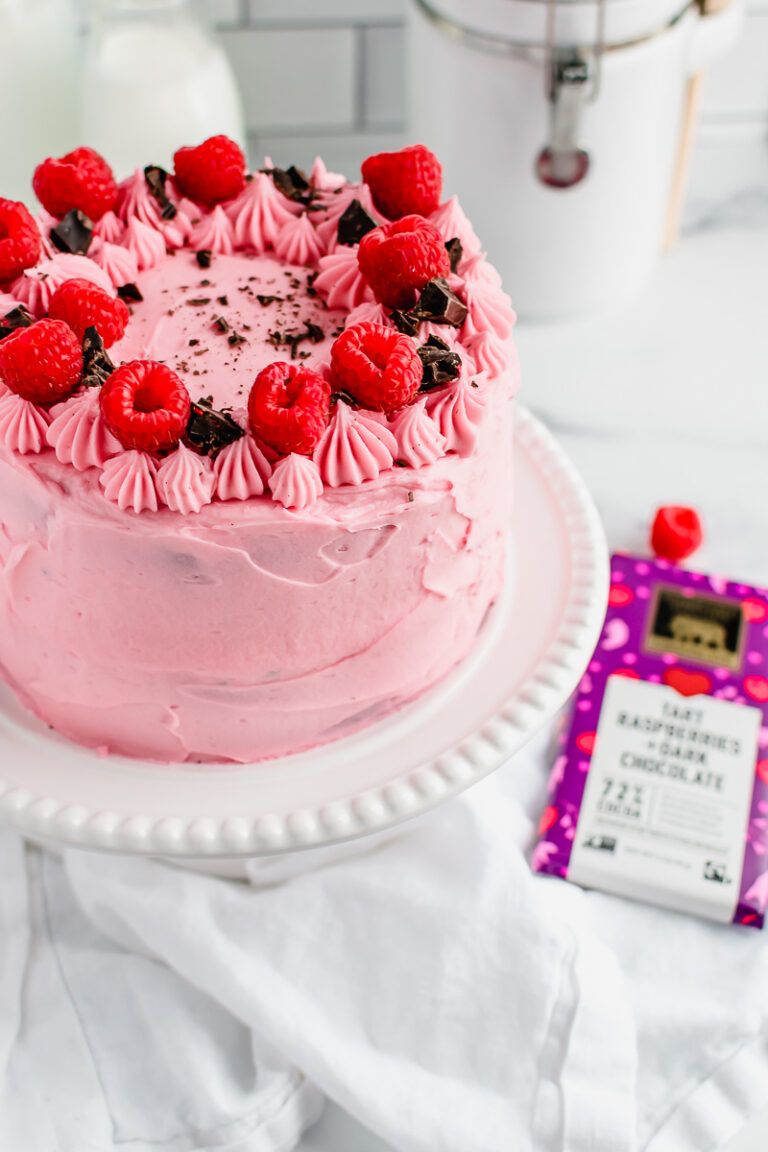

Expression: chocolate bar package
xmin=533 ymin=554 xmax=768 ymax=927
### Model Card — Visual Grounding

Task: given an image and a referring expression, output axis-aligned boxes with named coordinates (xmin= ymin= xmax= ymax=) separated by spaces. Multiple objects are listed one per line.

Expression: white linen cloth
xmin=2 ymin=725 xmax=768 ymax=1152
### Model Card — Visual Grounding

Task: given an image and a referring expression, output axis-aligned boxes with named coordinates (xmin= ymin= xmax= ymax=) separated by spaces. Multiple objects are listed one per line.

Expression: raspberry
xmin=331 ymin=322 xmax=422 ymax=412
xmin=358 ymin=215 xmax=450 ymax=310
xmin=651 ymin=506 xmax=704 ymax=563
xmin=100 ymin=360 xmax=191 ymax=453
xmin=32 ymin=147 xmax=117 ymax=222
xmin=49 ymin=278 xmax=130 ymax=348
xmin=173 ymin=135 xmax=247 ymax=208
xmin=0 ymin=199 xmax=42 ymax=285
xmin=248 ymin=362 xmax=330 ymax=456
xmin=0 ymin=319 xmax=82 ymax=405
xmin=362 ymin=144 xmax=442 ymax=220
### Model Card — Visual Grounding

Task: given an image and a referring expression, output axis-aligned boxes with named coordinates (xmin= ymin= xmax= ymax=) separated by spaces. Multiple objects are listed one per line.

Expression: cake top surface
xmin=0 ymin=138 xmax=518 ymax=516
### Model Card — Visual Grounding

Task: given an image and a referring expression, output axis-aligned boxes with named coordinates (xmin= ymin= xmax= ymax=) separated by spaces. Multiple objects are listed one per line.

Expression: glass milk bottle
xmin=0 ymin=0 xmax=81 ymax=206
xmin=81 ymin=0 xmax=246 ymax=179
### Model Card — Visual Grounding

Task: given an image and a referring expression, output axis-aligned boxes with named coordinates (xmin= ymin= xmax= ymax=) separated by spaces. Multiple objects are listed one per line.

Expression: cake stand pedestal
xmin=0 ymin=405 xmax=608 ymax=865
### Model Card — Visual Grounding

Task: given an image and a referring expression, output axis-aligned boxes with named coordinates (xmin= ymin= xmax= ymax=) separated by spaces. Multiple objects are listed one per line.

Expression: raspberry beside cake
xmin=0 ymin=139 xmax=519 ymax=763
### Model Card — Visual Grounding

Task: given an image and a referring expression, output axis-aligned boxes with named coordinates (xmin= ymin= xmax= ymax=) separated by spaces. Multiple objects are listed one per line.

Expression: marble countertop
xmin=298 ymin=195 xmax=768 ymax=1151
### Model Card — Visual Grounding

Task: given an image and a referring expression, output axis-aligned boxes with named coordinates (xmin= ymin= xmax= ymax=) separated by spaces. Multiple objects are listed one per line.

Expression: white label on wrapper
xmin=568 ymin=677 xmax=760 ymax=922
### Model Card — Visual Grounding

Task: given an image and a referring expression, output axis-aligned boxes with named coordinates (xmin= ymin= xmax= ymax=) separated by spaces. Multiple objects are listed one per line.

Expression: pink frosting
xmin=313 ymin=183 xmax=379 ymax=252
xmin=46 ymin=389 xmax=122 ymax=470
xmin=213 ymin=434 xmax=272 ymax=501
xmin=429 ymin=196 xmax=482 ymax=257
xmin=11 ymin=254 xmax=115 ymax=317
xmin=461 ymin=251 xmax=503 ymax=289
xmin=314 ymin=400 xmax=397 ymax=487
xmin=118 ymin=169 xmax=191 ymax=249
xmin=426 ymin=376 xmax=485 ymax=457
xmin=344 ymin=300 xmax=393 ymax=329
xmin=189 ymin=205 xmax=235 ymax=256
xmin=0 ymin=394 xmax=50 ymax=454
xmin=392 ymin=399 xmax=447 ymax=468
xmin=309 ymin=156 xmax=345 ymax=191
xmin=124 ymin=217 xmax=167 ymax=271
xmin=464 ymin=331 xmax=509 ymax=380
xmin=0 ymin=291 xmax=17 ymax=318
xmin=35 ymin=210 xmax=57 ymax=259
xmin=94 ymin=210 xmax=125 ymax=244
xmin=314 ymin=246 xmax=373 ymax=311
xmin=460 ymin=279 xmax=516 ymax=342
xmin=274 ymin=213 xmax=323 ymax=266
xmin=156 ymin=442 xmax=215 ymax=514
xmin=92 ymin=240 xmax=140 ymax=288
xmin=100 ymin=450 xmax=159 ymax=513
xmin=225 ymin=173 xmax=300 ymax=254
xmin=269 ymin=452 xmax=323 ymax=510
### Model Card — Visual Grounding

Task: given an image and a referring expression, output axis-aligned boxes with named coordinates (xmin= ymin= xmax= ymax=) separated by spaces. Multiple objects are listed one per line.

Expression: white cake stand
xmin=0 ymin=405 xmax=608 ymax=860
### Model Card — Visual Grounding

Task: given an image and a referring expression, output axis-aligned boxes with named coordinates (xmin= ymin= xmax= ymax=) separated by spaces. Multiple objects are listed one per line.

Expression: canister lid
xmin=413 ymin=0 xmax=696 ymax=49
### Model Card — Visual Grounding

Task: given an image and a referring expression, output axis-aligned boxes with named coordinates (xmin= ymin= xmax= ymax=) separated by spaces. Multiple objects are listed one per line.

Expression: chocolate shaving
xmin=217 ymin=295 xmax=228 ymax=306
xmin=143 ymin=165 xmax=178 ymax=220
xmin=185 ymin=396 xmax=244 ymax=458
xmin=417 ymin=335 xmax=462 ymax=391
xmin=195 ymin=249 xmax=212 ymax=268
xmin=117 ymin=282 xmax=143 ymax=302
xmin=0 ymin=306 xmax=33 ymax=341
xmin=227 ymin=331 xmax=246 ymax=346
xmin=410 ymin=277 xmax=468 ymax=327
xmin=81 ymin=326 xmax=115 ymax=388
xmin=330 ymin=388 xmax=359 ymax=408
xmin=212 ymin=315 xmax=230 ymax=333
xmin=445 ymin=237 xmax=463 ymax=274
xmin=186 ymin=297 xmax=211 ymax=306
xmin=256 ymin=294 xmax=282 ymax=306
xmin=266 ymin=165 xmax=315 ymax=206
xmin=336 ymin=199 xmax=378 ymax=246
xmin=267 ymin=320 xmax=325 ymax=359
xmin=389 ymin=309 xmax=421 ymax=337
xmin=50 ymin=209 xmax=93 ymax=255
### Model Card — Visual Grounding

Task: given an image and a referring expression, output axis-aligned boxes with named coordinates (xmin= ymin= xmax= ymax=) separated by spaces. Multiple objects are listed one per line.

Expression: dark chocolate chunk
xmin=0 ymin=305 xmax=33 ymax=341
xmin=217 ymin=295 xmax=228 ymax=306
xmin=212 ymin=315 xmax=230 ymax=333
xmin=330 ymin=388 xmax=359 ymax=408
xmin=445 ymin=237 xmax=463 ymax=274
xmin=417 ymin=335 xmax=462 ymax=391
xmin=411 ymin=277 xmax=468 ymax=327
xmin=227 ymin=331 xmax=246 ymax=346
xmin=185 ymin=396 xmax=244 ymax=458
xmin=117 ymin=282 xmax=143 ymax=302
xmin=50 ymin=209 xmax=93 ymax=255
xmin=336 ymin=199 xmax=378 ymax=246
xmin=81 ymin=326 xmax=115 ymax=388
xmin=389 ymin=309 xmax=420 ymax=337
xmin=195 ymin=249 xmax=212 ymax=268
xmin=266 ymin=165 xmax=314 ymax=206
xmin=304 ymin=321 xmax=324 ymax=344
xmin=143 ymin=165 xmax=178 ymax=220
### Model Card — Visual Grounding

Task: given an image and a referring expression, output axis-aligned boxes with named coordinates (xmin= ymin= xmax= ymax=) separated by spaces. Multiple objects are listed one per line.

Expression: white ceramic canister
xmin=409 ymin=0 xmax=741 ymax=319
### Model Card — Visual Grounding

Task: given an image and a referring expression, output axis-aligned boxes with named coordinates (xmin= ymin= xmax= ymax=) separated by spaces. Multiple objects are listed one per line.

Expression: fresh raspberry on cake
xmin=49 ymin=279 xmax=130 ymax=348
xmin=651 ymin=505 xmax=703 ymax=563
xmin=173 ymin=135 xmax=247 ymax=207
xmin=248 ymin=362 xmax=331 ymax=456
xmin=100 ymin=360 xmax=191 ymax=452
xmin=331 ymin=322 xmax=422 ymax=412
xmin=0 ymin=318 xmax=82 ymax=404
xmin=362 ymin=144 xmax=442 ymax=220
xmin=32 ymin=146 xmax=118 ymax=221
xmin=358 ymin=215 xmax=450 ymax=310
xmin=0 ymin=199 xmax=42 ymax=284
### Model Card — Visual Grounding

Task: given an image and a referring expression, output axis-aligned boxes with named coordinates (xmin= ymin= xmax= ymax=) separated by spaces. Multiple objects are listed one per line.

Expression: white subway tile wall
xmin=214 ymin=1 xmax=768 ymax=216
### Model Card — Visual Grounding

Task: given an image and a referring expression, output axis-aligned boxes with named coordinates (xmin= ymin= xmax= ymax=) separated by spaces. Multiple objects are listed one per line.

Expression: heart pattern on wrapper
xmin=662 ymin=667 xmax=713 ymax=698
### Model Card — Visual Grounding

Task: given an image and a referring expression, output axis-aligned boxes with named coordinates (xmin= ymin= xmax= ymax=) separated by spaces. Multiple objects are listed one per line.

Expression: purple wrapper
xmin=533 ymin=553 xmax=768 ymax=928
